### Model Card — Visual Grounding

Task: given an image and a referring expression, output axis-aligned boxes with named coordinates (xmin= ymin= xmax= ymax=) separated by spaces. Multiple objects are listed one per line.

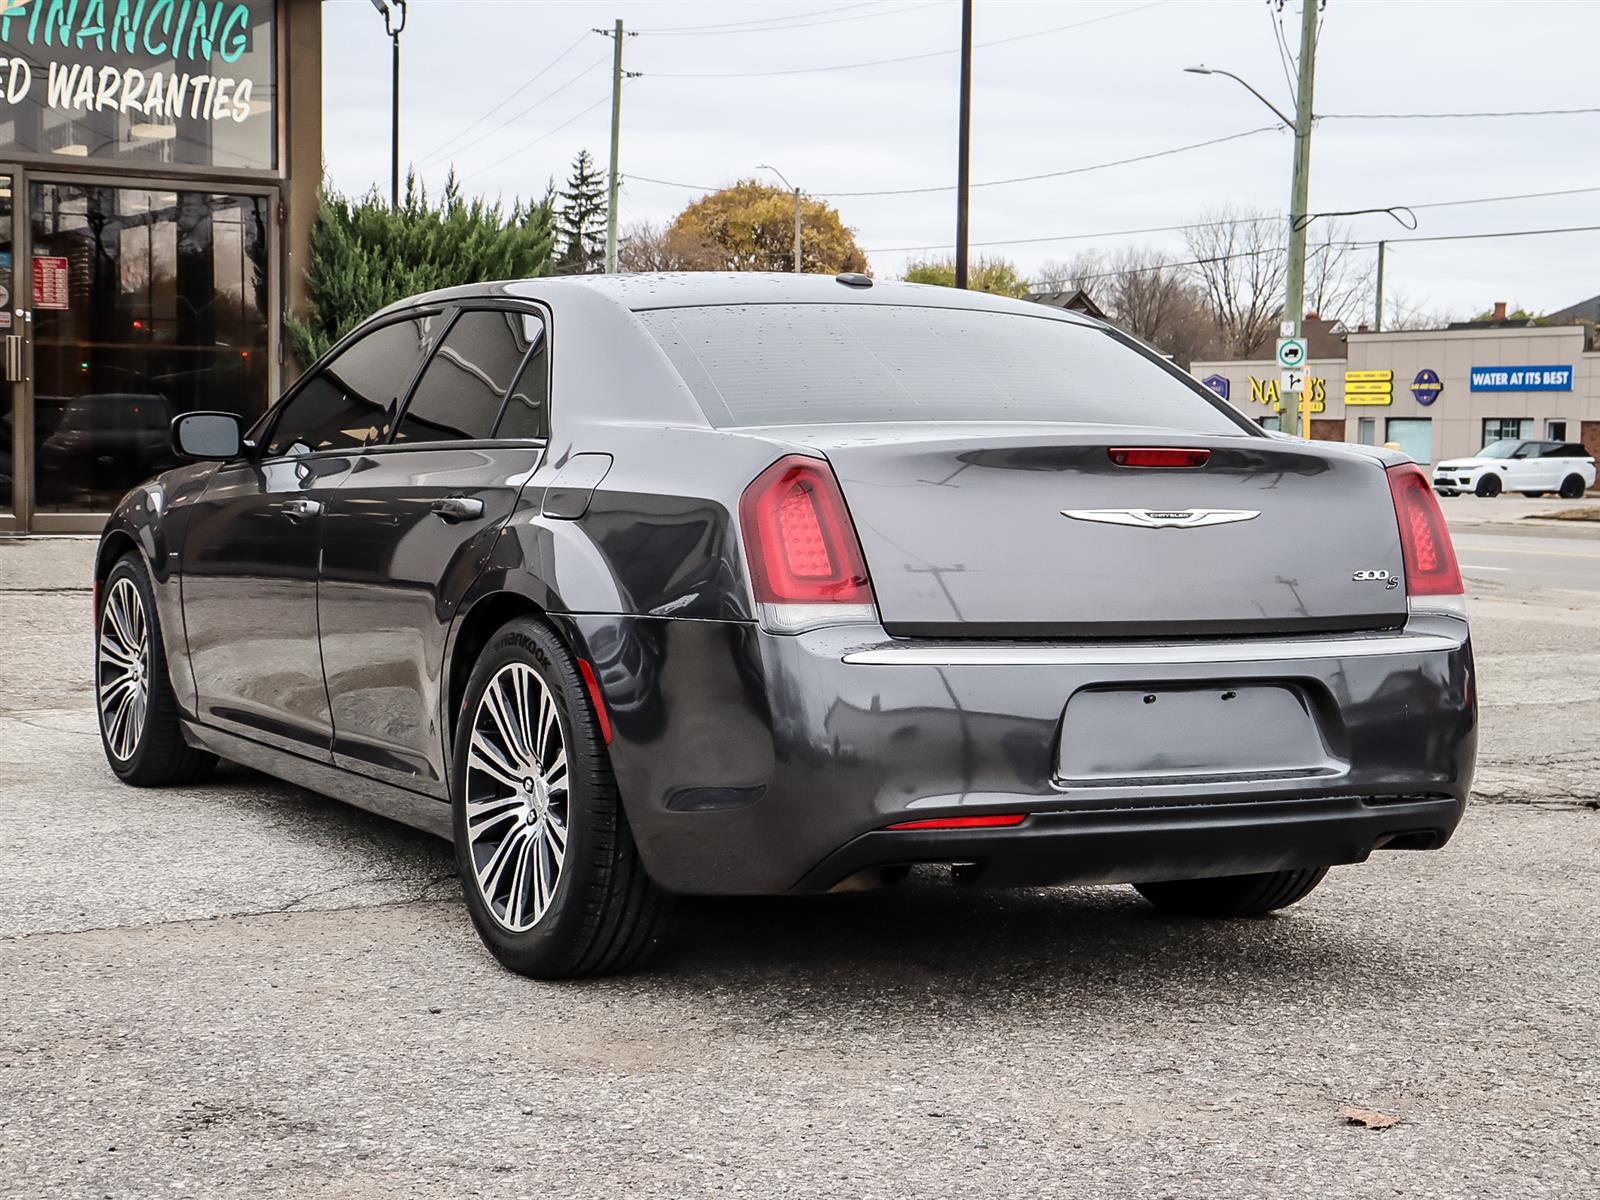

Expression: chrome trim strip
xmin=841 ymin=632 xmax=1464 ymax=667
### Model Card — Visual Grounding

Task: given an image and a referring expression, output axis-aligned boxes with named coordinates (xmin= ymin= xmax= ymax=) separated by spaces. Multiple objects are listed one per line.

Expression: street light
xmin=757 ymin=163 xmax=802 ymax=273
xmin=371 ymin=0 xmax=408 ymax=208
xmin=1185 ymin=14 xmax=1320 ymax=441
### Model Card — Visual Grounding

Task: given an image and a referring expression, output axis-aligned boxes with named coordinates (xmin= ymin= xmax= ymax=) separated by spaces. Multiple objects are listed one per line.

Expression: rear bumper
xmin=791 ymin=793 xmax=1464 ymax=893
xmin=563 ymin=613 xmax=1477 ymax=896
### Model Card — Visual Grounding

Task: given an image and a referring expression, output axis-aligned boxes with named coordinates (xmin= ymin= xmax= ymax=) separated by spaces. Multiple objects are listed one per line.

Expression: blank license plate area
xmin=1057 ymin=684 xmax=1333 ymax=784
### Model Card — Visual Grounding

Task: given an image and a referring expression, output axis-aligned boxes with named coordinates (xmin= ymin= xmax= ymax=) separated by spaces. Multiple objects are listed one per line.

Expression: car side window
xmin=1510 ymin=442 xmax=1539 ymax=459
xmin=494 ymin=320 xmax=549 ymax=441
xmin=395 ymin=309 xmax=544 ymax=444
xmin=264 ymin=315 xmax=437 ymax=458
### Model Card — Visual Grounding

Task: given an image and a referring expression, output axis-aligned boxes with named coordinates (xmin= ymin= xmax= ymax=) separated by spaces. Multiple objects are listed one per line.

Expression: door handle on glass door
xmin=430 ymin=496 xmax=485 ymax=522
xmin=282 ymin=498 xmax=322 ymax=520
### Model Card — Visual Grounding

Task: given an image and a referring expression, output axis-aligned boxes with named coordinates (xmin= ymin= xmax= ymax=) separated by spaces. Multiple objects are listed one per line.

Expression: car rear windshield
xmin=637 ymin=303 xmax=1248 ymax=432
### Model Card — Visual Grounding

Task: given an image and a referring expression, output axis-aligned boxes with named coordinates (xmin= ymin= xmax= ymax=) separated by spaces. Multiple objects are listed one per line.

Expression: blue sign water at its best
xmin=1469 ymin=365 xmax=1573 ymax=392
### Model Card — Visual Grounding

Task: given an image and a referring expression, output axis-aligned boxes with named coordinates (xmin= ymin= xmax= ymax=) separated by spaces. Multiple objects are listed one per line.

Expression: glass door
xmin=0 ymin=169 xmax=18 ymax=528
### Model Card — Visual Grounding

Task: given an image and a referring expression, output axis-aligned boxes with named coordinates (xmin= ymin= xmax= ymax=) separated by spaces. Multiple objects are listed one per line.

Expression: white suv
xmin=1433 ymin=440 xmax=1596 ymax=499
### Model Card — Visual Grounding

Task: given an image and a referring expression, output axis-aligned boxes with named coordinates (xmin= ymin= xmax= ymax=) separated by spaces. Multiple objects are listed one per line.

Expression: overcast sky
xmin=322 ymin=0 xmax=1600 ymax=319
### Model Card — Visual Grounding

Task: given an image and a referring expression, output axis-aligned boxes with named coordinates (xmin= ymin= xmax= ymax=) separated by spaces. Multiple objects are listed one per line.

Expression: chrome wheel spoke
xmin=464 ymin=661 xmax=570 ymax=933
xmin=467 ymin=734 xmax=522 ymax=791
xmin=97 ymin=578 xmax=151 ymax=763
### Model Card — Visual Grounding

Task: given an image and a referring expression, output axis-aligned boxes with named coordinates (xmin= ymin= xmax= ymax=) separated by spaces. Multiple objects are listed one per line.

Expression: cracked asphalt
xmin=2 ymin=534 xmax=1598 ymax=1198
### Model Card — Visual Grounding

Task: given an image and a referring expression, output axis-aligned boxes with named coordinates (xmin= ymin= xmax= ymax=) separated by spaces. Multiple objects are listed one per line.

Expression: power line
xmin=1321 ymin=106 xmax=1600 ymax=120
xmin=817 ymin=125 xmax=1281 ymax=197
xmin=455 ymin=89 xmax=618 ymax=186
xmin=424 ymin=52 xmax=611 ymax=171
xmin=631 ymin=1 xmax=889 ymax=34
xmin=1352 ymin=224 xmax=1600 ymax=247
xmin=638 ymin=0 xmax=1172 ymax=78
xmin=638 ymin=0 xmax=946 ymax=37
xmin=867 ymin=185 xmax=1600 ymax=254
xmin=416 ymin=33 xmax=588 ymax=167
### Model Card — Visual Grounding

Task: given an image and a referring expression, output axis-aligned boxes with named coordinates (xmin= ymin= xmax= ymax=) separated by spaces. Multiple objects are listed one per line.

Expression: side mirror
xmin=172 ymin=411 xmax=244 ymax=461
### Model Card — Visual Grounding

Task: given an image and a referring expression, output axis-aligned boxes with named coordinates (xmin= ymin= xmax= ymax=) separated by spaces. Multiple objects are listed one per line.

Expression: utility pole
xmin=601 ymin=19 xmax=625 ymax=273
xmin=1281 ymin=0 xmax=1320 ymax=438
xmin=954 ymin=0 xmax=973 ymax=289
xmin=1373 ymin=240 xmax=1386 ymax=332
xmin=792 ymin=187 xmax=802 ymax=272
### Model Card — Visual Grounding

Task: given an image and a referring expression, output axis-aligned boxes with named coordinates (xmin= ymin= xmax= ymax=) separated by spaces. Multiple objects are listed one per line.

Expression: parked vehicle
xmin=1432 ymin=439 xmax=1595 ymax=498
xmin=93 ymin=274 xmax=1477 ymax=978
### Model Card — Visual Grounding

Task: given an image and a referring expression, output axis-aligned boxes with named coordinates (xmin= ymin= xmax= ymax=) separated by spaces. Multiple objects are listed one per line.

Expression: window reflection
xmin=31 ymin=182 xmax=270 ymax=512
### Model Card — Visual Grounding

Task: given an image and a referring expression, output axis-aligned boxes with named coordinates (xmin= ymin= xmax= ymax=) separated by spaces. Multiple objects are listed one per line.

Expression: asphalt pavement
xmin=2 ymin=521 xmax=1598 ymax=1199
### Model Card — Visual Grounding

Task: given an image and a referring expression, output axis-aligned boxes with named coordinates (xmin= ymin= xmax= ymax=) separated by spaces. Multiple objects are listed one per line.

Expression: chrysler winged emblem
xmin=1061 ymin=508 xmax=1261 ymax=530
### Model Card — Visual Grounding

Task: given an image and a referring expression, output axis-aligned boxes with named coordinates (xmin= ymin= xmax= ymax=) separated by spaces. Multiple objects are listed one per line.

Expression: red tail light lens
xmin=885 ymin=814 xmax=1028 ymax=831
xmin=1386 ymin=463 xmax=1463 ymax=598
xmin=741 ymin=456 xmax=875 ymax=616
xmin=1108 ymin=447 xmax=1211 ymax=468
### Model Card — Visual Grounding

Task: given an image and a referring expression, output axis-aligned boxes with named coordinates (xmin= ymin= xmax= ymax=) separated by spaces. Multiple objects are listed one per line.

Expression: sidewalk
xmin=0 ymin=536 xmax=98 ymax=591
xmin=1438 ymin=494 xmax=1600 ymax=539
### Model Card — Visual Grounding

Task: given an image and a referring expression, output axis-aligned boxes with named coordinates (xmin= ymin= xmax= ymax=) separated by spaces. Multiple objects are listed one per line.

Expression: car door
xmin=181 ymin=313 xmax=440 ymax=758
xmin=317 ymin=304 xmax=550 ymax=794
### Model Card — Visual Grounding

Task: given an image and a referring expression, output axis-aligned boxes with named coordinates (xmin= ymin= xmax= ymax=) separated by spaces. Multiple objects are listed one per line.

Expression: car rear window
xmin=637 ymin=303 xmax=1248 ymax=432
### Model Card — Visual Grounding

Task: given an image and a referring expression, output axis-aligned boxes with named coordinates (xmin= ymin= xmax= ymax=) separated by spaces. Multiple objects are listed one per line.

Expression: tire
xmin=1474 ymin=474 xmax=1502 ymax=498
xmin=1559 ymin=474 xmax=1587 ymax=500
xmin=96 ymin=553 xmax=216 ymax=786
xmin=1134 ymin=867 xmax=1328 ymax=918
xmin=451 ymin=617 xmax=669 ymax=979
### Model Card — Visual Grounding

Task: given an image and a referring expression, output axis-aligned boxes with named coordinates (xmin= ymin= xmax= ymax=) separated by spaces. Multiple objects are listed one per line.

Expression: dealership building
xmin=0 ymin=0 xmax=321 ymax=534
xmin=1191 ymin=305 xmax=1600 ymax=467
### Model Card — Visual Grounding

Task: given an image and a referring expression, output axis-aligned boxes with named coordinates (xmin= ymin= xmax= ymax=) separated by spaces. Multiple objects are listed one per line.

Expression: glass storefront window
xmin=1386 ymin=418 xmax=1434 ymax=465
xmin=0 ymin=1 xmax=275 ymax=171
xmin=30 ymin=181 xmax=269 ymax=513
xmin=0 ymin=173 xmax=12 ymax=516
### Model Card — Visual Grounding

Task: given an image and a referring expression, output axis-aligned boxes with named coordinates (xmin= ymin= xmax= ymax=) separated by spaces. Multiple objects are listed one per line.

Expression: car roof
xmin=372 ymin=272 xmax=1103 ymax=325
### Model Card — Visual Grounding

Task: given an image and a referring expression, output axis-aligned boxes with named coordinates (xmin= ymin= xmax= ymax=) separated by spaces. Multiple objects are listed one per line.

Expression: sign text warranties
xmin=0 ymin=1 xmax=258 ymax=125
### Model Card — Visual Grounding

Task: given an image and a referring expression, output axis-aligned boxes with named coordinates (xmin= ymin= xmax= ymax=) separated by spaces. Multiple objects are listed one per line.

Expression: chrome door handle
xmin=430 ymin=495 xmax=485 ymax=523
xmin=282 ymin=498 xmax=322 ymax=520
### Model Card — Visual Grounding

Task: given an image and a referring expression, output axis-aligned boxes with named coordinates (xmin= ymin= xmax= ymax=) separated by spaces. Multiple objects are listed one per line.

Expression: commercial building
xmin=1191 ymin=306 xmax=1600 ymax=467
xmin=0 ymin=0 xmax=321 ymax=534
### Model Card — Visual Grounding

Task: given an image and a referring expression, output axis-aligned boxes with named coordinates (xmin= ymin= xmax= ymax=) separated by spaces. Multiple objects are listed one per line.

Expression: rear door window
xmin=395 ymin=309 xmax=543 ymax=444
xmin=638 ymin=303 xmax=1247 ymax=433
xmin=264 ymin=314 xmax=438 ymax=457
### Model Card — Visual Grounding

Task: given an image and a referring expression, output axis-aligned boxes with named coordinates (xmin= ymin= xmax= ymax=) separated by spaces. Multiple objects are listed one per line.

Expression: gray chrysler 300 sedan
xmin=93 ymin=274 xmax=1476 ymax=977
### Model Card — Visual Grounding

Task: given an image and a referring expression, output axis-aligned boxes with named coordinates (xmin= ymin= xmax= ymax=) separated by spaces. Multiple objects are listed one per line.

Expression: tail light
xmin=1386 ymin=463 xmax=1464 ymax=613
xmin=885 ymin=813 xmax=1028 ymax=831
xmin=740 ymin=455 xmax=877 ymax=633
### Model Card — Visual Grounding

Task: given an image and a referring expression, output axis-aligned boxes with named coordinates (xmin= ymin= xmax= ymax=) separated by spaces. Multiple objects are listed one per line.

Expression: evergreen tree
xmin=286 ymin=168 xmax=556 ymax=367
xmin=554 ymin=150 xmax=608 ymax=275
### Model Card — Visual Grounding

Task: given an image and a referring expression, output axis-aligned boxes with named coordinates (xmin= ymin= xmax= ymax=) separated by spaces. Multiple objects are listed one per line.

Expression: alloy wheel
xmin=97 ymin=577 xmax=150 ymax=761
xmin=463 ymin=662 xmax=570 ymax=932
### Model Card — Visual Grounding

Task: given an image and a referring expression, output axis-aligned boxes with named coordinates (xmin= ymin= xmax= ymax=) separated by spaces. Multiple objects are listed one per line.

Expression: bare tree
xmin=617 ymin=220 xmax=722 ymax=273
xmin=1379 ymin=286 xmax=1459 ymax=331
xmin=1303 ymin=220 xmax=1375 ymax=328
xmin=1183 ymin=206 xmax=1287 ymax=358
xmin=1037 ymin=247 xmax=1218 ymax=367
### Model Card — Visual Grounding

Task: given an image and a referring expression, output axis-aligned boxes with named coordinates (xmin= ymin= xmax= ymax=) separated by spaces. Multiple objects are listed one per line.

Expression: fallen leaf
xmin=1341 ymin=1106 xmax=1400 ymax=1130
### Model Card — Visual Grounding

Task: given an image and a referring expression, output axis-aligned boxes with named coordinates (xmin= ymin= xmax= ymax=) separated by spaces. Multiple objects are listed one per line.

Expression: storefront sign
xmin=1200 ymin=373 xmax=1230 ymax=400
xmin=0 ymin=0 xmax=275 ymax=170
xmin=1469 ymin=365 xmax=1573 ymax=392
xmin=1410 ymin=368 xmax=1442 ymax=406
xmin=1345 ymin=369 xmax=1393 ymax=406
xmin=32 ymin=255 xmax=69 ymax=310
xmin=1249 ymin=375 xmax=1327 ymax=414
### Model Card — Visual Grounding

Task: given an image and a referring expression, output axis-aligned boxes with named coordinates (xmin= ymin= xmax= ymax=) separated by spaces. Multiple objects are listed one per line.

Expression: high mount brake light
xmin=740 ymin=455 xmax=877 ymax=633
xmin=1108 ymin=447 xmax=1211 ymax=468
xmin=1386 ymin=463 xmax=1464 ymax=602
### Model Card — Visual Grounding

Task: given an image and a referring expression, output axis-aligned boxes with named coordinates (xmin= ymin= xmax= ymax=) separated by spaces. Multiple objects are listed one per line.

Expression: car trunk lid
xmin=771 ymin=424 xmax=1410 ymax=638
